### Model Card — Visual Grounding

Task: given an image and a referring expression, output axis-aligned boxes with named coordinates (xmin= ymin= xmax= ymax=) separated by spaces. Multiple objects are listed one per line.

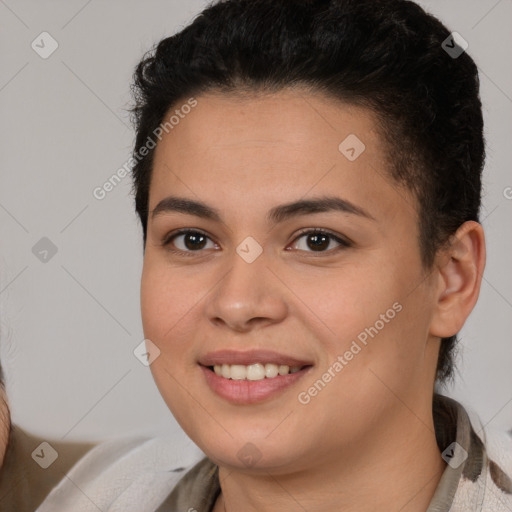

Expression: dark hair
xmin=130 ymin=0 xmax=484 ymax=383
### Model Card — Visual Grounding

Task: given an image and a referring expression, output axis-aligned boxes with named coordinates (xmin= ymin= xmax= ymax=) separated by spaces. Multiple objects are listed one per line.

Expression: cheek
xmin=283 ymin=261 xmax=401 ymax=347
xmin=141 ymin=259 xmax=199 ymax=342
xmin=141 ymin=264 xmax=192 ymax=390
xmin=141 ymin=262 xmax=204 ymax=419
xmin=141 ymin=268 xmax=167 ymax=342
xmin=306 ymin=260 xmax=429 ymax=376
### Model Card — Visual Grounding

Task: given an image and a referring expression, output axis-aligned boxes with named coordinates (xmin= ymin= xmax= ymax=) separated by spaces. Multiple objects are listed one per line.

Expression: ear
xmin=429 ymin=221 xmax=486 ymax=338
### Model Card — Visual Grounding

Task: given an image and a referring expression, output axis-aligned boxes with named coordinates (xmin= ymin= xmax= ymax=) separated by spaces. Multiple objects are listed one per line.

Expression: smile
xmin=198 ymin=350 xmax=314 ymax=404
xmin=211 ymin=363 xmax=304 ymax=381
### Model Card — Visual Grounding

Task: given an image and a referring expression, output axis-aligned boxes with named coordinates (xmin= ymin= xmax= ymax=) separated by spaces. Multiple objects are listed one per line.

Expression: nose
xmin=205 ymin=249 xmax=288 ymax=333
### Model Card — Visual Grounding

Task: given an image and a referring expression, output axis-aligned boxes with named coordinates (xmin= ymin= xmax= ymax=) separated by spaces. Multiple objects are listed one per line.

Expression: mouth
xmin=199 ymin=349 xmax=314 ymax=380
xmin=198 ymin=350 xmax=314 ymax=404
xmin=206 ymin=362 xmax=311 ymax=381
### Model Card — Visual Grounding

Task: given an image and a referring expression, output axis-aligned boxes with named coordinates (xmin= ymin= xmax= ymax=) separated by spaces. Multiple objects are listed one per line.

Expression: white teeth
xmin=247 ymin=363 xmax=266 ymax=381
xmin=212 ymin=363 xmax=304 ymax=380
xmin=230 ymin=365 xmax=246 ymax=380
xmin=278 ymin=364 xmax=289 ymax=375
xmin=264 ymin=363 xmax=279 ymax=378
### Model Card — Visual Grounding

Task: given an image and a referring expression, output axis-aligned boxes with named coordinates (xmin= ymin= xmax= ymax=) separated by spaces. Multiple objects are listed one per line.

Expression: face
xmin=141 ymin=89 xmax=441 ymax=473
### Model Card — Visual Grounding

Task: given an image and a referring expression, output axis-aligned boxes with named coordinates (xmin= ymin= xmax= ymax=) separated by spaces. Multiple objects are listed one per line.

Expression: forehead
xmin=149 ymin=89 xmax=416 ymax=223
xmin=154 ymin=89 xmax=381 ymax=164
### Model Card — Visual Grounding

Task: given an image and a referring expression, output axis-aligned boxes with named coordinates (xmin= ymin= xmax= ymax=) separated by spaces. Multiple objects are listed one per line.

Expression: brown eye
xmin=164 ymin=230 xmax=216 ymax=252
xmin=305 ymin=233 xmax=330 ymax=251
xmin=291 ymin=229 xmax=350 ymax=253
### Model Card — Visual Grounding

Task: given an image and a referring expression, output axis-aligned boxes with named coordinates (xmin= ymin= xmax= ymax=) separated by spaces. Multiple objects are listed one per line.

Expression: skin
xmin=141 ymin=88 xmax=485 ymax=512
xmin=0 ymin=387 xmax=9 ymax=468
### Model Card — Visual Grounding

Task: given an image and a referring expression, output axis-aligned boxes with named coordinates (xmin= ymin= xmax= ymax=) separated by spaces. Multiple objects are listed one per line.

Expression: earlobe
xmin=430 ymin=221 xmax=486 ymax=338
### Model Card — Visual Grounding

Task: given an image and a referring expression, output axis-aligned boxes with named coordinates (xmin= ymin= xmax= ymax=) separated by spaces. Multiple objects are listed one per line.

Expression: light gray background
xmin=1 ymin=0 xmax=511 ymax=443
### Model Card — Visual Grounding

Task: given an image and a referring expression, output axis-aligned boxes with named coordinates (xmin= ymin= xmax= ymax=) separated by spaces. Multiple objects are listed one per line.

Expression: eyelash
xmin=162 ymin=228 xmax=351 ymax=257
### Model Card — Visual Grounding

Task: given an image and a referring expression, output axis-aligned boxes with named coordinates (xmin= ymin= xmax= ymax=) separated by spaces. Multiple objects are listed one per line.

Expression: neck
xmin=215 ymin=408 xmax=446 ymax=512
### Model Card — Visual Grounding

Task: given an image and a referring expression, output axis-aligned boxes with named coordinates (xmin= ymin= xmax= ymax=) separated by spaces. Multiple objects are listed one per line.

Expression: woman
xmin=38 ymin=0 xmax=512 ymax=510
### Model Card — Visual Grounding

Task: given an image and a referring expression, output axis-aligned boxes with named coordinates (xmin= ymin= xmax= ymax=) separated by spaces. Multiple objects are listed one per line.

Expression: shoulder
xmin=483 ymin=427 xmax=512 ymax=493
xmin=462 ymin=402 xmax=512 ymax=494
xmin=453 ymin=405 xmax=512 ymax=511
xmin=431 ymin=396 xmax=512 ymax=512
xmin=452 ymin=426 xmax=512 ymax=512
xmin=36 ymin=434 xmax=205 ymax=512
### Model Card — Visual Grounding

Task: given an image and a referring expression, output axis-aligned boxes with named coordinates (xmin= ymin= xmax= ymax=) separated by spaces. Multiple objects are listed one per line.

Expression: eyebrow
xmin=151 ymin=195 xmax=375 ymax=224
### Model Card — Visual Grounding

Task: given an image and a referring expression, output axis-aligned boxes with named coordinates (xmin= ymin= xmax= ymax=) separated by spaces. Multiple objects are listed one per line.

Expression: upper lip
xmin=199 ymin=349 xmax=313 ymax=367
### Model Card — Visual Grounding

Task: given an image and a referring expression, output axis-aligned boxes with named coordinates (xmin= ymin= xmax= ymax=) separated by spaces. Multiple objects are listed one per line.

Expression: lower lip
xmin=200 ymin=365 xmax=312 ymax=405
